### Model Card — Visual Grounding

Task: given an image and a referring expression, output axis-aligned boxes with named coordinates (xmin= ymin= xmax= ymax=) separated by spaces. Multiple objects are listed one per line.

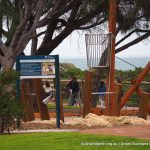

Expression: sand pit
xmin=20 ymin=113 xmax=150 ymax=130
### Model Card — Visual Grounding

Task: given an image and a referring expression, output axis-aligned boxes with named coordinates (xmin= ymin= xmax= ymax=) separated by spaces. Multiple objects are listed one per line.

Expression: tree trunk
xmin=1 ymin=56 xmax=15 ymax=71
xmin=0 ymin=115 xmax=4 ymax=134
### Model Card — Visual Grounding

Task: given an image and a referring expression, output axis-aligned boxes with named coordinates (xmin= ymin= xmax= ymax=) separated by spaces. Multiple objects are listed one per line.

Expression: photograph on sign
xmin=41 ymin=62 xmax=55 ymax=76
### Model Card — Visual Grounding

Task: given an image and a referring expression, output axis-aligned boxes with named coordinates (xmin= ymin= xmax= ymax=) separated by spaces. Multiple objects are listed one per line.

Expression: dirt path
xmin=80 ymin=125 xmax=150 ymax=140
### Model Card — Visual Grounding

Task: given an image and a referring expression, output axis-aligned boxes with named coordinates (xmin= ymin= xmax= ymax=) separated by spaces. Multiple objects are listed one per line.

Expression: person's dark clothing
xmin=72 ymin=81 xmax=80 ymax=93
xmin=98 ymin=85 xmax=106 ymax=96
xmin=70 ymin=80 xmax=80 ymax=106
xmin=66 ymin=80 xmax=73 ymax=90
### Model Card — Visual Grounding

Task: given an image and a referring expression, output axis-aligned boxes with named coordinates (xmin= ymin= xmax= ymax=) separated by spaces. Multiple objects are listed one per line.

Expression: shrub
xmin=0 ymin=70 xmax=24 ymax=134
xmin=60 ymin=62 xmax=85 ymax=79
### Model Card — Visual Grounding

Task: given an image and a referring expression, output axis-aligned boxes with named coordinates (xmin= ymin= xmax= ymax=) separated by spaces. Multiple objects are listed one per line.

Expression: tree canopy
xmin=0 ymin=0 xmax=150 ymax=70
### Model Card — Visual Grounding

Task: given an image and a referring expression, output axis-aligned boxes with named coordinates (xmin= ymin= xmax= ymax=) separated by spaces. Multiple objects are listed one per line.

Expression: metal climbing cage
xmin=85 ymin=33 xmax=112 ymax=68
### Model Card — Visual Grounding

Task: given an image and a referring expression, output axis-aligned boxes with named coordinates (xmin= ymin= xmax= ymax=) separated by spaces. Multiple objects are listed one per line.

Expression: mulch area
xmin=80 ymin=125 xmax=150 ymax=140
xmin=19 ymin=122 xmax=96 ymax=130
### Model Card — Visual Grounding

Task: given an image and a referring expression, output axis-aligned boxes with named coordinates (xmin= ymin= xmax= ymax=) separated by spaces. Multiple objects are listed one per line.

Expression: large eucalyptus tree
xmin=0 ymin=0 xmax=108 ymax=70
xmin=0 ymin=0 xmax=149 ymax=72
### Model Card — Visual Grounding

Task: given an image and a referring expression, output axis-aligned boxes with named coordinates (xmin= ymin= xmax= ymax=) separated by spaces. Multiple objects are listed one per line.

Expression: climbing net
xmin=85 ymin=33 xmax=112 ymax=68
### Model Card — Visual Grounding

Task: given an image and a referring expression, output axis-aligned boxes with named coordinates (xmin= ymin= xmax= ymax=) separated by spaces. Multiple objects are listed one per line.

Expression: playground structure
xmin=82 ymin=0 xmax=150 ymax=119
xmin=82 ymin=62 xmax=150 ymax=119
xmin=16 ymin=0 xmax=150 ymax=124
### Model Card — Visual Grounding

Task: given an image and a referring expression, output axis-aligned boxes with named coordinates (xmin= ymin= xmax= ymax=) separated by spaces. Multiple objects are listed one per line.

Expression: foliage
xmin=115 ymin=67 xmax=143 ymax=82
xmin=0 ymin=132 xmax=150 ymax=150
xmin=0 ymin=70 xmax=20 ymax=84
xmin=67 ymin=68 xmax=83 ymax=78
xmin=47 ymin=103 xmax=80 ymax=109
xmin=0 ymin=70 xmax=24 ymax=134
xmin=0 ymin=0 xmax=150 ymax=70
xmin=60 ymin=62 xmax=85 ymax=79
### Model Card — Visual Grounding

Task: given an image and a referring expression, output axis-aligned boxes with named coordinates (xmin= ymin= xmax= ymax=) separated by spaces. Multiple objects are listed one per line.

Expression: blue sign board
xmin=17 ymin=56 xmax=56 ymax=79
xmin=20 ymin=62 xmax=42 ymax=76
xmin=16 ymin=55 xmax=61 ymax=128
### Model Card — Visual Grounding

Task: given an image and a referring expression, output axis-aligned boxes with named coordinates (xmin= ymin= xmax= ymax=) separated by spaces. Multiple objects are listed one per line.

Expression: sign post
xmin=16 ymin=55 xmax=61 ymax=128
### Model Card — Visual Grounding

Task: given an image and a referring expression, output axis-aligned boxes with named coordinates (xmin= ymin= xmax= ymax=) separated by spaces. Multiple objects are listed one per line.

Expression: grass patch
xmin=47 ymin=103 xmax=81 ymax=109
xmin=0 ymin=132 xmax=150 ymax=150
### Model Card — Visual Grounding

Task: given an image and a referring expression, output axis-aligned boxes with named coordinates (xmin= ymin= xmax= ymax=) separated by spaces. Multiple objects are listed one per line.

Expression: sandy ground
xmin=19 ymin=113 xmax=150 ymax=130
xmin=10 ymin=114 xmax=150 ymax=140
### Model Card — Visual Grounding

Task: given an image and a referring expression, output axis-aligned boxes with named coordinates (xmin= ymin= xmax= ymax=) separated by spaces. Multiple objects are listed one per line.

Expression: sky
xmin=51 ymin=31 xmax=150 ymax=59
xmin=25 ymin=30 xmax=150 ymax=59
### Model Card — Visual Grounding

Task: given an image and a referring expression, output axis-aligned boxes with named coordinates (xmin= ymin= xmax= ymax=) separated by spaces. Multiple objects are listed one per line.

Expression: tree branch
xmin=35 ymin=24 xmax=75 ymax=55
xmin=0 ymin=55 xmax=3 ymax=62
xmin=38 ymin=1 xmax=74 ymax=28
xmin=67 ymin=0 xmax=81 ymax=23
xmin=116 ymin=29 xmax=150 ymax=46
xmin=115 ymin=31 xmax=150 ymax=53
xmin=31 ymin=0 xmax=45 ymax=29
xmin=0 ymin=39 xmax=6 ymax=54
xmin=10 ymin=1 xmax=33 ymax=49
xmin=31 ymin=31 xmax=38 ymax=55
xmin=77 ymin=18 xmax=107 ymax=30
xmin=36 ymin=19 xmax=59 ymax=54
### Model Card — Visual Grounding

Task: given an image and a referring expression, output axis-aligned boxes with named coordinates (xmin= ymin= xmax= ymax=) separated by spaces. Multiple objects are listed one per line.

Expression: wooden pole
xmin=136 ymin=87 xmax=150 ymax=116
xmin=83 ymin=70 xmax=93 ymax=118
xmin=20 ymin=81 xmax=35 ymax=121
xmin=148 ymin=105 xmax=150 ymax=115
xmin=32 ymin=79 xmax=49 ymax=120
xmin=114 ymin=83 xmax=122 ymax=116
xmin=139 ymin=92 xmax=149 ymax=120
xmin=108 ymin=0 xmax=117 ymax=115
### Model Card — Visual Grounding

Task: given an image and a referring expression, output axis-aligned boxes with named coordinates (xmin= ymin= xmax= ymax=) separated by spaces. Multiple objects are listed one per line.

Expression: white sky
xmin=51 ymin=31 xmax=150 ymax=59
xmin=25 ymin=30 xmax=150 ymax=58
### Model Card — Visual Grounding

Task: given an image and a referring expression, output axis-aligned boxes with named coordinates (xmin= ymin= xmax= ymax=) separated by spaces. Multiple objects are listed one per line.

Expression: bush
xmin=60 ymin=62 xmax=85 ymax=79
xmin=0 ymin=70 xmax=24 ymax=134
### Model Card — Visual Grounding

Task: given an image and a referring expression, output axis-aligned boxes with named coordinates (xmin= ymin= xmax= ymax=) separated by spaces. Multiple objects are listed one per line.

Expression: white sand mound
xmin=29 ymin=119 xmax=63 ymax=125
xmin=65 ymin=113 xmax=150 ymax=128
xmin=84 ymin=114 xmax=113 ymax=127
xmin=129 ymin=118 xmax=149 ymax=125
xmin=24 ymin=113 xmax=150 ymax=128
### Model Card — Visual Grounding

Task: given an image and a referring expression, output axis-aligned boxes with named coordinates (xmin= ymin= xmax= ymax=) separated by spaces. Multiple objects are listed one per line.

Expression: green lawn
xmin=48 ymin=103 xmax=81 ymax=109
xmin=0 ymin=132 xmax=150 ymax=150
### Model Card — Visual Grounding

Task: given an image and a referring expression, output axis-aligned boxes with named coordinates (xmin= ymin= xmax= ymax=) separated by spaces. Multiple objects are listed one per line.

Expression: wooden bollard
xmin=32 ymin=79 xmax=49 ymax=120
xmin=115 ymin=83 xmax=122 ymax=116
xmin=20 ymin=82 xmax=35 ymax=121
xmin=82 ymin=70 xmax=93 ymax=118
xmin=148 ymin=105 xmax=150 ymax=115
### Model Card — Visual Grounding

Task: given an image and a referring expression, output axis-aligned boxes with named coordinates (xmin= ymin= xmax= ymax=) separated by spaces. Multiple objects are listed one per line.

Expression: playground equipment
xmin=83 ymin=0 xmax=118 ymax=117
xmin=121 ymin=62 xmax=150 ymax=119
xmin=121 ymin=62 xmax=150 ymax=107
xmin=83 ymin=49 xmax=150 ymax=118
xmin=83 ymin=32 xmax=118 ymax=117
xmin=83 ymin=0 xmax=150 ymax=119
xmin=85 ymin=33 xmax=111 ymax=68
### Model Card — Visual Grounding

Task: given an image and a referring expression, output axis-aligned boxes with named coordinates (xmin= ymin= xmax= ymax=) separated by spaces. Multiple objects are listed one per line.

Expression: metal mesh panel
xmin=85 ymin=33 xmax=112 ymax=68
